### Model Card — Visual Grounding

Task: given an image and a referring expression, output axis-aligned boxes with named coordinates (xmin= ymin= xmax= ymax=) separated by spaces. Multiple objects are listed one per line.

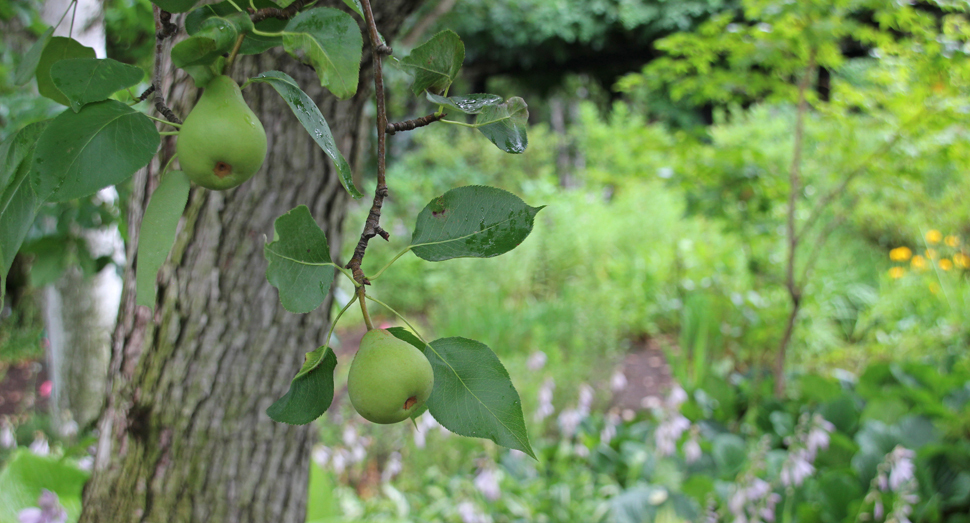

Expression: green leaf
xmin=0 ymin=122 xmax=47 ymax=279
xmin=426 ymin=93 xmax=502 ymax=114
xmin=266 ymin=345 xmax=338 ymax=424
xmin=14 ymin=26 xmax=54 ymax=86
xmin=21 ymin=236 xmax=70 ymax=287
xmin=282 ymin=7 xmax=362 ymax=100
xmin=410 ymin=185 xmax=543 ymax=261
xmin=31 ymin=100 xmax=160 ymax=202
xmin=712 ymin=433 xmax=747 ymax=477
xmin=387 ymin=330 xmax=535 ymax=458
xmin=264 ymin=205 xmax=336 ymax=313
xmin=0 ymin=449 xmax=89 ymax=523
xmin=249 ymin=71 xmax=361 ymax=198
xmin=341 ymin=0 xmax=363 ymax=18
xmin=186 ymin=1 xmax=286 ymax=55
xmin=51 ymin=58 xmax=146 ymax=113
xmin=401 ymin=30 xmax=464 ymax=96
xmin=171 ymin=17 xmax=239 ymax=69
xmin=476 ymin=97 xmax=529 ymax=153
xmin=136 ymin=171 xmax=191 ymax=311
xmin=149 ymin=0 xmax=199 ymax=13
xmin=35 ymin=37 xmax=97 ymax=106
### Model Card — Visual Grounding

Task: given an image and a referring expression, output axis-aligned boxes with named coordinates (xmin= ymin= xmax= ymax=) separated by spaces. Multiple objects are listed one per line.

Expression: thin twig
xmin=386 ymin=112 xmax=446 ymax=135
xmin=774 ymin=49 xmax=815 ymax=398
xmin=345 ymin=0 xmax=391 ymax=287
xmin=152 ymin=6 xmax=182 ymax=125
xmin=250 ymin=0 xmax=309 ymax=23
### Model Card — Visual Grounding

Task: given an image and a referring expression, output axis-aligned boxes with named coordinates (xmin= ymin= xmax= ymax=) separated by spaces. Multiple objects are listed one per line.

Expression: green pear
xmin=176 ymin=75 xmax=267 ymax=190
xmin=348 ymin=329 xmax=434 ymax=424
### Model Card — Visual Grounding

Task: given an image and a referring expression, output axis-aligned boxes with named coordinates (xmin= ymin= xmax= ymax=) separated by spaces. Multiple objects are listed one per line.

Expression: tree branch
xmin=345 ymin=0 xmax=391 ymax=287
xmin=151 ymin=6 xmax=181 ymax=125
xmin=249 ymin=0 xmax=310 ymax=23
xmin=386 ymin=112 xmax=446 ymax=135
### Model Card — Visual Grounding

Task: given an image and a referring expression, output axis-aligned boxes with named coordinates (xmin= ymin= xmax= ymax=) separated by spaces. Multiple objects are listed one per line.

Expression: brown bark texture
xmin=79 ymin=2 xmax=421 ymax=521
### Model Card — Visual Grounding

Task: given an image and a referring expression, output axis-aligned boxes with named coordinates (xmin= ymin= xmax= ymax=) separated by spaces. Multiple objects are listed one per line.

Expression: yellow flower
xmin=926 ymin=229 xmax=942 ymax=244
xmin=926 ymin=248 xmax=938 ymax=260
xmin=911 ymin=255 xmax=928 ymax=270
xmin=955 ymin=253 xmax=970 ymax=269
xmin=889 ymin=246 xmax=912 ymax=261
xmin=945 ymin=235 xmax=960 ymax=247
xmin=889 ymin=267 xmax=905 ymax=279
xmin=939 ymin=259 xmax=953 ymax=271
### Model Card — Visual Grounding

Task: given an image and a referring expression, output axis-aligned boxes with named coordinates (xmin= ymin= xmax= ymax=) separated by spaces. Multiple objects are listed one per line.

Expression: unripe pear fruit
xmin=348 ymin=329 xmax=434 ymax=424
xmin=176 ymin=75 xmax=267 ymax=190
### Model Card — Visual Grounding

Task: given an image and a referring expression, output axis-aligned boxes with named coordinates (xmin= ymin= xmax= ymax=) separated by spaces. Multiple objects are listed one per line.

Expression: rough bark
xmin=79 ymin=2 xmax=421 ymax=521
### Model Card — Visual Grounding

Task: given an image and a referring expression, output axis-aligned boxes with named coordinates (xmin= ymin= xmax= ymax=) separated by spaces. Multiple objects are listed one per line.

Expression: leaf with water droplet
xmin=426 ymin=93 xmax=502 ymax=114
xmin=171 ymin=17 xmax=238 ymax=69
xmin=400 ymin=30 xmax=464 ymax=96
xmin=250 ymin=71 xmax=362 ymax=199
xmin=282 ymin=7 xmax=362 ymax=100
xmin=410 ymin=185 xmax=543 ymax=261
xmin=476 ymin=97 xmax=529 ymax=154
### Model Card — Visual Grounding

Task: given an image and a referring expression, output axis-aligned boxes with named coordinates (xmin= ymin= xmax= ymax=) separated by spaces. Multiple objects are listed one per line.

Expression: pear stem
xmin=357 ymin=287 xmax=374 ymax=331
xmin=224 ymin=34 xmax=246 ymax=75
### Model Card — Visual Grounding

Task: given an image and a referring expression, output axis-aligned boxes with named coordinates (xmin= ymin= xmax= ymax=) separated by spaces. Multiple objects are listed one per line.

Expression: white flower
xmin=381 ymin=451 xmax=402 ymax=483
xmin=888 ymin=446 xmax=916 ymax=492
xmin=18 ymin=490 xmax=66 ymax=523
xmin=610 ymin=371 xmax=628 ymax=392
xmin=534 ymin=379 xmax=556 ymax=423
xmin=312 ymin=445 xmax=332 ymax=468
xmin=29 ymin=433 xmax=49 ymax=456
xmin=578 ymin=384 xmax=595 ymax=414
xmin=474 ymin=467 xmax=501 ymax=501
xmin=457 ymin=501 xmax=489 ymax=523
xmin=780 ymin=449 xmax=815 ymax=487
xmin=526 ymin=351 xmax=547 ymax=371
xmin=0 ymin=418 xmax=15 ymax=449
xmin=683 ymin=436 xmax=702 ymax=464
xmin=654 ymin=415 xmax=690 ymax=456
xmin=558 ymin=409 xmax=583 ymax=438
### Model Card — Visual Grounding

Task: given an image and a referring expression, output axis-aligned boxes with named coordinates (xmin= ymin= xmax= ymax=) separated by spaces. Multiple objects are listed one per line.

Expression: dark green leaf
xmin=136 ymin=170 xmax=191 ymax=311
xmin=35 ymin=37 xmax=97 ymax=106
xmin=410 ymin=185 xmax=543 ymax=261
xmin=267 ymin=346 xmax=338 ymax=425
xmin=171 ymin=17 xmax=239 ymax=69
xmin=249 ymin=71 xmax=361 ymax=198
xmin=401 ymin=30 xmax=464 ymax=96
xmin=476 ymin=97 xmax=529 ymax=153
xmin=0 ymin=122 xmax=46 ymax=279
xmin=51 ymin=58 xmax=145 ymax=113
xmin=282 ymin=7 xmax=362 ymax=100
xmin=387 ymin=329 xmax=535 ymax=458
xmin=426 ymin=93 xmax=502 ymax=114
xmin=21 ymin=236 xmax=70 ymax=287
xmin=14 ymin=26 xmax=54 ymax=86
xmin=31 ymin=100 xmax=160 ymax=202
xmin=181 ymin=61 xmax=223 ymax=89
xmin=0 ymin=449 xmax=89 ymax=523
xmin=712 ymin=433 xmax=747 ymax=477
xmin=264 ymin=205 xmax=336 ymax=313
xmin=185 ymin=0 xmax=285 ymax=55
xmin=149 ymin=0 xmax=199 ymax=13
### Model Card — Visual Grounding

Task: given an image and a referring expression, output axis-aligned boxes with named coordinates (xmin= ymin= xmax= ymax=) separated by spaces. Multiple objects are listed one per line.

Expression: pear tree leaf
xmin=476 ymin=97 xmax=529 ymax=154
xmin=0 ymin=122 xmax=47 ymax=280
xmin=410 ymin=185 xmax=543 ymax=261
xmin=171 ymin=17 xmax=239 ymax=69
xmin=387 ymin=329 xmax=535 ymax=459
xmin=14 ymin=26 xmax=54 ymax=86
xmin=341 ymin=0 xmax=363 ymax=17
xmin=264 ymin=205 xmax=337 ymax=313
xmin=426 ymin=93 xmax=502 ymax=114
xmin=249 ymin=71 xmax=361 ymax=198
xmin=35 ymin=37 xmax=97 ymax=106
xmin=136 ymin=170 xmax=191 ymax=311
xmin=186 ymin=0 xmax=286 ymax=55
xmin=401 ymin=30 xmax=464 ymax=96
xmin=51 ymin=58 xmax=145 ymax=113
xmin=149 ymin=0 xmax=199 ymax=13
xmin=19 ymin=236 xmax=70 ymax=287
xmin=267 ymin=345 xmax=338 ymax=424
xmin=281 ymin=7 xmax=362 ymax=100
xmin=30 ymin=100 xmax=160 ymax=202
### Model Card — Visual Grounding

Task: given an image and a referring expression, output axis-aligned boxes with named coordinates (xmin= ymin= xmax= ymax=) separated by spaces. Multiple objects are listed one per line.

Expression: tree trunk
xmin=80 ymin=3 xmax=421 ymax=521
